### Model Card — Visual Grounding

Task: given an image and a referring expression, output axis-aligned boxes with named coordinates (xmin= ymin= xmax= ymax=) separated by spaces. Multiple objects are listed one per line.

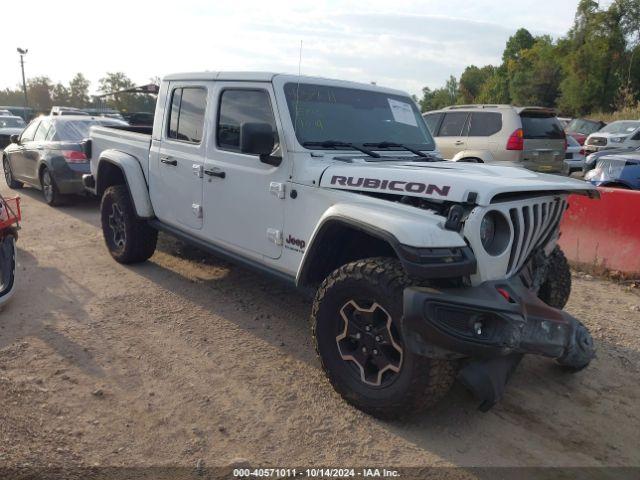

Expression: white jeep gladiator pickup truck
xmin=84 ymin=72 xmax=597 ymax=418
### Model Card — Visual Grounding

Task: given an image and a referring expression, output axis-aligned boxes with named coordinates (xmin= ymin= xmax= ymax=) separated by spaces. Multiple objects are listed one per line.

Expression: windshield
xmin=284 ymin=83 xmax=435 ymax=151
xmin=0 ymin=117 xmax=25 ymax=128
xmin=52 ymin=119 xmax=128 ymax=141
xmin=600 ymin=121 xmax=640 ymax=134
xmin=566 ymin=118 xmax=602 ymax=134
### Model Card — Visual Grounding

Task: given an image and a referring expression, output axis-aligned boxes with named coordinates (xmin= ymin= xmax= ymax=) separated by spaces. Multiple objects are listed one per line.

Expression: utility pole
xmin=17 ymin=48 xmax=28 ymax=114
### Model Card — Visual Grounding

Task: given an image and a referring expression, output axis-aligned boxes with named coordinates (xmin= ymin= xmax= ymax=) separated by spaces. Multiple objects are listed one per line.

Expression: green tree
xmin=98 ymin=72 xmax=136 ymax=111
xmin=69 ymin=73 xmax=90 ymax=107
xmin=502 ymin=28 xmax=535 ymax=63
xmin=52 ymin=83 xmax=71 ymax=105
xmin=458 ymin=65 xmax=496 ymax=103
xmin=27 ymin=76 xmax=54 ymax=112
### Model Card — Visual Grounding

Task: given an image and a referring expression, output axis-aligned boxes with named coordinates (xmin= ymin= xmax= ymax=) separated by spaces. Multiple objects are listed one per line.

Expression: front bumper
xmin=402 ymin=275 xmax=594 ymax=365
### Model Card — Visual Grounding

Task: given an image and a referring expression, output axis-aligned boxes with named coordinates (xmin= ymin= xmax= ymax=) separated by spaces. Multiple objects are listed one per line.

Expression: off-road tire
xmin=538 ymin=246 xmax=571 ymax=309
xmin=40 ymin=167 xmax=63 ymax=206
xmin=3 ymin=157 xmax=23 ymax=189
xmin=100 ymin=185 xmax=157 ymax=264
xmin=311 ymin=257 xmax=456 ymax=419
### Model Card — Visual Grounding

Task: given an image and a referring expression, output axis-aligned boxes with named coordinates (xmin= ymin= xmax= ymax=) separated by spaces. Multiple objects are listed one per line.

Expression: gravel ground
xmin=1 ymin=183 xmax=639 ymax=472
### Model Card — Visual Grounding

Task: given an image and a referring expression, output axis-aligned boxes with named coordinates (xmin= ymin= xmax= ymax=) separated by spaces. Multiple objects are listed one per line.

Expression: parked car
xmin=565 ymin=118 xmax=606 ymax=145
xmin=584 ymin=151 xmax=640 ymax=189
xmin=50 ymin=106 xmax=90 ymax=117
xmin=563 ymin=134 xmax=585 ymax=175
xmin=0 ymin=116 xmax=27 ymax=149
xmin=583 ymin=120 xmax=640 ymax=153
xmin=2 ymin=115 xmax=127 ymax=205
xmin=84 ymin=72 xmax=596 ymax=418
xmin=423 ymin=105 xmax=566 ymax=173
xmin=0 ymin=109 xmax=13 ymax=116
xmin=582 ymin=145 xmax=640 ymax=174
xmin=0 ymin=106 xmax=36 ymax=122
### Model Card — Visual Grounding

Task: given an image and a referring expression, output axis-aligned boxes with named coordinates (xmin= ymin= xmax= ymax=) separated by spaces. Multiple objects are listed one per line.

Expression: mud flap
xmin=0 ymin=234 xmax=17 ymax=305
xmin=457 ymin=353 xmax=523 ymax=412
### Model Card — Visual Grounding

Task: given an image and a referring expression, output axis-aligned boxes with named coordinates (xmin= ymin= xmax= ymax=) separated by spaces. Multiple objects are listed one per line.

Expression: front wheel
xmin=3 ymin=157 xmax=23 ymax=189
xmin=100 ymin=185 xmax=158 ymax=264
xmin=311 ymin=257 xmax=456 ymax=419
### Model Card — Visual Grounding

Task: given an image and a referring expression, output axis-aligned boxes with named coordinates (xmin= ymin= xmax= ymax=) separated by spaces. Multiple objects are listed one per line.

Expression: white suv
xmin=584 ymin=120 xmax=640 ymax=153
xmin=423 ymin=105 xmax=567 ymax=173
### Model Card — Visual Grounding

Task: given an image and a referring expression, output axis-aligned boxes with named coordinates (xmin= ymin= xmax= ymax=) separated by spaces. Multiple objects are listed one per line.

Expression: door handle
xmin=454 ymin=140 xmax=465 ymax=145
xmin=160 ymin=156 xmax=177 ymax=166
xmin=204 ymin=168 xmax=226 ymax=179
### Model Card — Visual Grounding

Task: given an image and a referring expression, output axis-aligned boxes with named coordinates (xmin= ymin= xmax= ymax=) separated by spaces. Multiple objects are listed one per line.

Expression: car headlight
xmin=480 ymin=211 xmax=510 ymax=256
xmin=611 ymin=136 xmax=627 ymax=143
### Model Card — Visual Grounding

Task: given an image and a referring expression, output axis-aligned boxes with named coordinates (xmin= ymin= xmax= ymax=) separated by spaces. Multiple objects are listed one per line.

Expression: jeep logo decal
xmin=330 ymin=175 xmax=450 ymax=197
xmin=285 ymin=234 xmax=306 ymax=252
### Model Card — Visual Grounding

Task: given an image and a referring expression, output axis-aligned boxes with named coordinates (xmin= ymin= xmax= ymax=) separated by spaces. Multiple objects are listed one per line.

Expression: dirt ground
xmin=1 ymin=182 xmax=639 ymax=472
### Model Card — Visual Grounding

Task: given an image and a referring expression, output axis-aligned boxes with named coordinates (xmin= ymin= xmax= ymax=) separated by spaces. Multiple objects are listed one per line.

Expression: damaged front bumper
xmin=402 ymin=274 xmax=595 ymax=410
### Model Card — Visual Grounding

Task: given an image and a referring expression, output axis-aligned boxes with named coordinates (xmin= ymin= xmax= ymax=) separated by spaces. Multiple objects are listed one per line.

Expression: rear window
xmin=50 ymin=119 xmax=128 ymax=141
xmin=520 ymin=114 xmax=564 ymax=139
xmin=467 ymin=112 xmax=502 ymax=136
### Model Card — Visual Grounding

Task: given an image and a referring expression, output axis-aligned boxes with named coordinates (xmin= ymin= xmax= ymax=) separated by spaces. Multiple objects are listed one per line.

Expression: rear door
xmin=466 ymin=112 xmax=502 ymax=157
xmin=520 ymin=112 xmax=565 ymax=172
xmin=435 ymin=112 xmax=469 ymax=159
xmin=153 ymin=83 xmax=209 ymax=231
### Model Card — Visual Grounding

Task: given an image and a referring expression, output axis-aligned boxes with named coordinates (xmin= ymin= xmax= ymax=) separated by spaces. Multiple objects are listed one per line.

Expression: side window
xmin=217 ymin=89 xmax=279 ymax=152
xmin=166 ymin=87 xmax=207 ymax=143
xmin=33 ymin=119 xmax=51 ymax=142
xmin=20 ymin=120 xmax=40 ymax=142
xmin=468 ymin=112 xmax=502 ymax=137
xmin=423 ymin=113 xmax=443 ymax=136
xmin=438 ymin=112 xmax=468 ymax=137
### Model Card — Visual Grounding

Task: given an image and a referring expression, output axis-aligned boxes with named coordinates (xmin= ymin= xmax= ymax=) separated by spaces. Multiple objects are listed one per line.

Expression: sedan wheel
xmin=40 ymin=167 xmax=62 ymax=206
xmin=3 ymin=158 xmax=23 ymax=189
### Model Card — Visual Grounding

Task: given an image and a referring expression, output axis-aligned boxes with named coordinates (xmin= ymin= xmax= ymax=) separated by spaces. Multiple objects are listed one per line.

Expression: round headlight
xmin=480 ymin=211 xmax=510 ymax=256
xmin=480 ymin=215 xmax=495 ymax=247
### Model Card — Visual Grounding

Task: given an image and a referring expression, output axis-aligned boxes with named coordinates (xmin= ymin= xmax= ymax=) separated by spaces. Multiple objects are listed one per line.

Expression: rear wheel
xmin=100 ymin=185 xmax=157 ymax=264
xmin=40 ymin=167 xmax=63 ymax=206
xmin=312 ymin=257 xmax=456 ymax=419
xmin=3 ymin=157 xmax=23 ymax=189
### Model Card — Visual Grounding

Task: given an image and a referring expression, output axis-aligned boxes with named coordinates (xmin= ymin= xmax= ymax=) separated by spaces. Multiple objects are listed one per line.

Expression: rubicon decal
xmin=330 ymin=175 xmax=451 ymax=197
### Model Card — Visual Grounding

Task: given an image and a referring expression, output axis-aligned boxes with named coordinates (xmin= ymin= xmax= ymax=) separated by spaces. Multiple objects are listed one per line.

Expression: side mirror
xmin=239 ymin=122 xmax=281 ymax=166
xmin=9 ymin=134 xmax=19 ymax=144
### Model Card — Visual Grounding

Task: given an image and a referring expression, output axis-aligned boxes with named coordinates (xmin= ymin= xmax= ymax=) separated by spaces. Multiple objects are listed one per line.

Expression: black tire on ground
xmin=3 ymin=157 xmax=23 ymax=189
xmin=100 ymin=185 xmax=157 ymax=264
xmin=40 ymin=167 xmax=63 ymax=206
xmin=538 ymin=246 xmax=571 ymax=310
xmin=311 ymin=257 xmax=456 ymax=419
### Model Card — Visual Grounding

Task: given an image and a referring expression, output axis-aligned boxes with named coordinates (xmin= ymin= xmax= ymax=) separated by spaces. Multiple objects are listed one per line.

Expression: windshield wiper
xmin=363 ymin=141 xmax=431 ymax=158
xmin=303 ymin=140 xmax=380 ymax=158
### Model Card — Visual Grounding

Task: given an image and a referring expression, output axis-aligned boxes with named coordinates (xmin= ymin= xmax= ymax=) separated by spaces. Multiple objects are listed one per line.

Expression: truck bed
xmin=89 ymin=125 xmax=152 ymax=186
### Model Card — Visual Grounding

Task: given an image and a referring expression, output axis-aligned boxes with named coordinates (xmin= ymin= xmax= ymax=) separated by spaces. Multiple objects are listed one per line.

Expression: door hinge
xmin=269 ymin=182 xmax=286 ymax=199
xmin=192 ymin=164 xmax=203 ymax=178
xmin=192 ymin=203 xmax=203 ymax=219
xmin=267 ymin=228 xmax=283 ymax=246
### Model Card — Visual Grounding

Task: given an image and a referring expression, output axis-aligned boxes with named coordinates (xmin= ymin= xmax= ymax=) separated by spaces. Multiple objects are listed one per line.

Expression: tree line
xmin=416 ymin=0 xmax=640 ymax=116
xmin=0 ymin=72 xmax=157 ymax=113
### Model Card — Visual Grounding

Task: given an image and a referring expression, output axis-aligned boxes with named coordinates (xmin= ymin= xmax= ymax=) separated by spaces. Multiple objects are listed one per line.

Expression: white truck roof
xmin=162 ymin=71 xmax=408 ymax=96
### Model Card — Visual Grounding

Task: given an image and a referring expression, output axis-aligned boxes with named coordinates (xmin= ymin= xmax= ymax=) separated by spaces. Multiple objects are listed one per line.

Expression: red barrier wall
xmin=559 ymin=187 xmax=640 ymax=275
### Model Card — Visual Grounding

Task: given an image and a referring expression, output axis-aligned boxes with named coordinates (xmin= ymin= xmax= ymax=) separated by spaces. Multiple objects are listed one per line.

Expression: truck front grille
xmin=506 ymin=197 xmax=567 ymax=276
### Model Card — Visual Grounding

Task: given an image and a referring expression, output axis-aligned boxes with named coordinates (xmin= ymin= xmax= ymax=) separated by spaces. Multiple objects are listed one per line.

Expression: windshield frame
xmin=279 ymin=80 xmax=436 ymax=153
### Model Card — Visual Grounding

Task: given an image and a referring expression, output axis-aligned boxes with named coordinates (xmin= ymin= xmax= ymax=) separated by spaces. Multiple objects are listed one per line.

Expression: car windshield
xmin=0 ymin=117 xmax=25 ymax=128
xmin=566 ymin=118 xmax=602 ymax=134
xmin=52 ymin=119 xmax=127 ymax=141
xmin=284 ymin=82 xmax=435 ymax=151
xmin=600 ymin=121 xmax=640 ymax=134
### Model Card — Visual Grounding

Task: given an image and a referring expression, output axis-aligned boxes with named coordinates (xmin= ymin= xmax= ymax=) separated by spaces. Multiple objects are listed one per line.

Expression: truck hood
xmin=320 ymin=157 xmax=597 ymax=206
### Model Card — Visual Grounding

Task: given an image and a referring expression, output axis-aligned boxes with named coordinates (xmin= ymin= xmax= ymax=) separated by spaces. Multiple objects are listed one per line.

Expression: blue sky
xmin=1 ymin=0 xmax=583 ymax=96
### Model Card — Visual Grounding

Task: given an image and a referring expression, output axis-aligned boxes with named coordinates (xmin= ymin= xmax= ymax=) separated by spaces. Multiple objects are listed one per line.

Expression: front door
xmin=152 ymin=83 xmax=209 ymax=230
xmin=202 ymin=83 xmax=287 ymax=260
xmin=8 ymin=118 xmax=40 ymax=180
